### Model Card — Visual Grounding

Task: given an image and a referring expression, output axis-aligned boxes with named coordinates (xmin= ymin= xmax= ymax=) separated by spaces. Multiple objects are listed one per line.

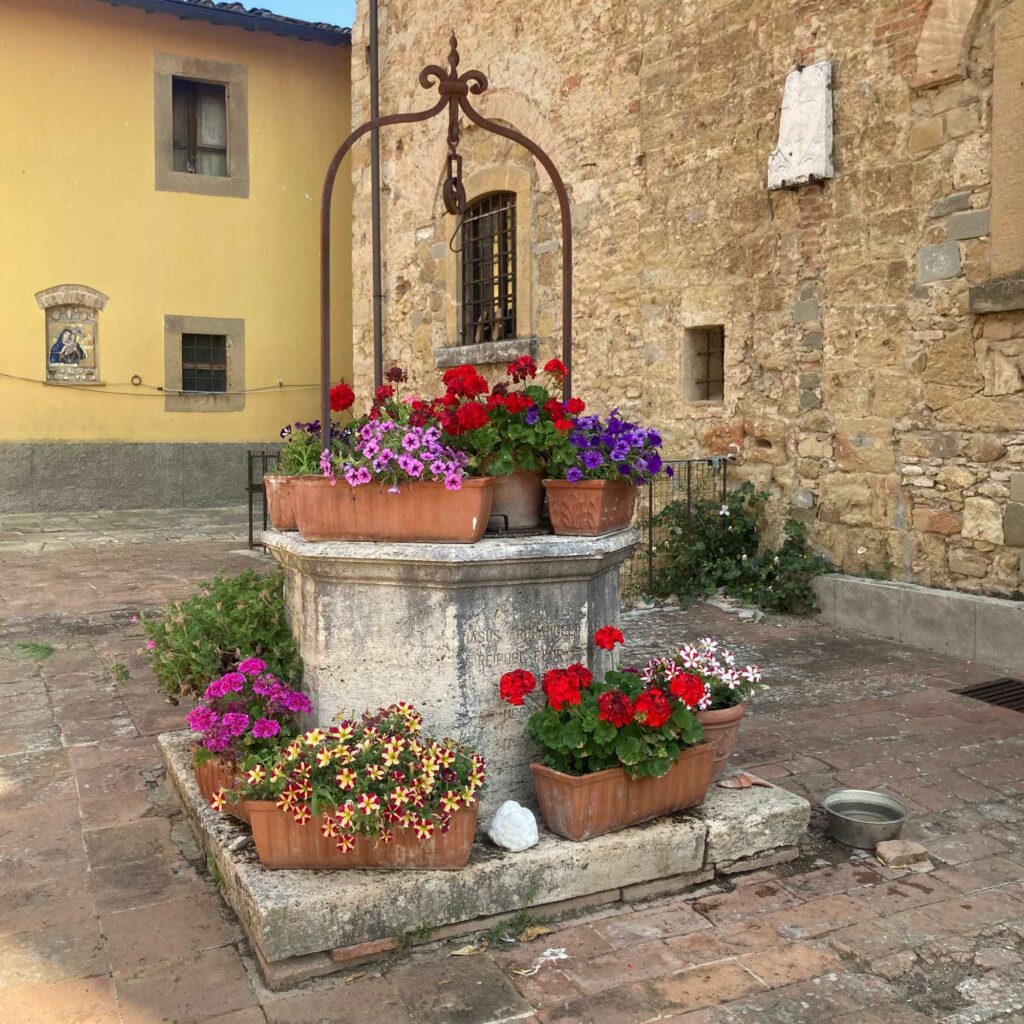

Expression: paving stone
xmin=559 ymin=939 xmax=686 ymax=996
xmin=933 ymin=856 xmax=1024 ymax=894
xmin=386 ymin=953 xmax=533 ymax=1024
xmin=0 ymin=919 xmax=107 ymax=988
xmin=691 ymin=881 xmax=801 ymax=926
xmin=781 ymin=862 xmax=885 ymax=898
xmin=114 ymin=947 xmax=259 ymax=1024
xmin=102 ymin=895 xmax=240 ymax=969
xmin=1 ymin=975 xmax=121 ymax=1024
xmin=928 ymin=831 xmax=1012 ymax=865
xmin=537 ymin=984 xmax=662 ymax=1024
xmin=641 ymin=960 xmax=766 ymax=1011
xmin=589 ymin=903 xmax=711 ymax=946
xmin=262 ymin=974 xmax=413 ymax=1024
xmin=739 ymin=941 xmax=843 ymax=987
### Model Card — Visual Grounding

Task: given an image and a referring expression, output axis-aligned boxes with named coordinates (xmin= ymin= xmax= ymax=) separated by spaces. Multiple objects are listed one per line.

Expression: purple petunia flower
xmin=566 ymin=467 xmax=584 ymax=483
xmin=581 ymin=450 xmax=604 ymax=469
xmin=524 ymin=406 xmax=540 ymax=426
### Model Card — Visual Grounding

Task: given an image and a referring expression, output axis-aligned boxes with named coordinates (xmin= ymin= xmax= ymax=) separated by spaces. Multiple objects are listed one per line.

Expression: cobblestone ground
xmin=2 ymin=529 xmax=1024 ymax=1023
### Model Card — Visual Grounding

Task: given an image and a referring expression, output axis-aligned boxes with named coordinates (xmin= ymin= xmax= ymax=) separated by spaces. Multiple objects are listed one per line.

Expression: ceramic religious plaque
xmin=35 ymin=284 xmax=108 ymax=384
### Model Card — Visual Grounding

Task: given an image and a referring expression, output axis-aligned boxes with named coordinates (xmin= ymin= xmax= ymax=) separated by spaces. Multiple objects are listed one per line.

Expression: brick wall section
xmin=349 ymin=0 xmax=1024 ymax=595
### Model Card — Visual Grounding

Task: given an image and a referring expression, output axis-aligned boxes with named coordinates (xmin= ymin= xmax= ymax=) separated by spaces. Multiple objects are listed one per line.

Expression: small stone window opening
xmin=460 ymin=192 xmax=516 ymax=345
xmin=181 ymin=333 xmax=228 ymax=393
xmin=172 ymin=78 xmax=228 ymax=177
xmin=683 ymin=326 xmax=725 ymax=402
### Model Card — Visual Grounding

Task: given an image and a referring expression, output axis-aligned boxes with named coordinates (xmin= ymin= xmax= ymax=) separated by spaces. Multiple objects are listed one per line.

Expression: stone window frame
xmin=154 ymin=53 xmax=249 ymax=199
xmin=437 ymin=166 xmax=537 ymax=368
xmin=681 ymin=323 xmax=727 ymax=406
xmin=164 ymin=315 xmax=245 ymax=412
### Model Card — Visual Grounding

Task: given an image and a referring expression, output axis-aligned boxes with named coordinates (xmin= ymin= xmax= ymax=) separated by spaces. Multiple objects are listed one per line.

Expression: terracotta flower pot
xmin=543 ymin=479 xmax=637 ymax=536
xmin=696 ymin=703 xmax=748 ymax=781
xmin=194 ymin=756 xmax=251 ymax=825
xmin=531 ymin=742 xmax=714 ymax=841
xmin=490 ymin=469 xmax=545 ymax=531
xmin=246 ymin=801 xmax=478 ymax=870
xmin=263 ymin=474 xmax=297 ymax=531
xmin=291 ymin=476 xmax=495 ymax=543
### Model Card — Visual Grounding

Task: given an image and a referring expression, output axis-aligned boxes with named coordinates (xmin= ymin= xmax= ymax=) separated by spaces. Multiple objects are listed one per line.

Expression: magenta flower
xmin=145 ymin=640 xmax=156 ymax=651
xmin=252 ymin=718 xmax=281 ymax=739
xmin=221 ymin=712 xmax=250 ymax=736
xmin=186 ymin=706 xmax=217 ymax=733
xmin=238 ymin=657 xmax=267 ymax=676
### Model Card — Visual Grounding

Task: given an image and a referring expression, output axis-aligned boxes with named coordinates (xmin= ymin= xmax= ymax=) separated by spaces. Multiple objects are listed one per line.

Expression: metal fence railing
xmin=247 ymin=450 xmax=281 ymax=549
xmin=622 ymin=457 xmax=731 ymax=599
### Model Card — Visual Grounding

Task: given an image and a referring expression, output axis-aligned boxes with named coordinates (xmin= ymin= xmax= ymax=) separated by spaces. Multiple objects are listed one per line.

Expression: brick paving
xmin=2 ymin=533 xmax=1024 ymax=1023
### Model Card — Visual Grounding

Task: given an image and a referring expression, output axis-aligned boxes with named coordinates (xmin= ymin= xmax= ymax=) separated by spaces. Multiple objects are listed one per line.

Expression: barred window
xmin=181 ymin=333 xmax=227 ymax=393
xmin=683 ymin=326 xmax=725 ymax=402
xmin=460 ymin=192 xmax=517 ymax=345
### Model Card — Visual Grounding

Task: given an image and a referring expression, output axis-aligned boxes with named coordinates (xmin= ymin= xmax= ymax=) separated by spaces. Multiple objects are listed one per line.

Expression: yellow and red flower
xmin=303 ymin=728 xmax=326 ymax=746
xmin=211 ymin=788 xmax=227 ymax=812
xmin=335 ymin=767 xmax=356 ymax=790
xmin=292 ymin=804 xmax=312 ymax=825
xmin=335 ymin=832 xmax=356 ymax=853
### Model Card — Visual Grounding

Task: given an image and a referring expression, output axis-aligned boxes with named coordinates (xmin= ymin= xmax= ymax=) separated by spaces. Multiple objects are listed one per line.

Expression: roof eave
xmin=101 ymin=0 xmax=351 ymax=47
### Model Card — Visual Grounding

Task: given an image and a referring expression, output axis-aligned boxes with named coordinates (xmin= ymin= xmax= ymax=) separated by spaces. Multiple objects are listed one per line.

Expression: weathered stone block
xmin=30 ymin=443 xmax=112 ymax=512
xmin=973 ymin=596 xmax=1024 ymax=675
xmin=1003 ymin=503 xmax=1024 ymax=548
xmin=183 ymin=444 xmax=253 ymax=509
xmin=962 ymin=496 xmax=1004 ymax=544
xmin=948 ymin=209 xmax=990 ymax=240
xmin=908 ymin=117 xmax=943 ymax=156
xmin=0 ymin=444 xmax=34 ymax=513
xmin=918 ymin=242 xmax=963 ymax=283
xmin=693 ymin=783 xmax=809 ymax=867
xmin=833 ymin=576 xmax=901 ymax=640
xmin=265 ymin=530 xmax=636 ymax=815
xmin=969 ymin=271 xmax=1024 ymax=314
xmin=793 ymin=298 xmax=820 ymax=323
xmin=810 ymin=575 xmax=836 ymax=623
xmin=108 ymin=444 xmax=185 ymax=510
xmin=899 ymin=585 xmax=976 ymax=658
xmin=1011 ymin=473 xmax=1024 ymax=504
xmin=912 ymin=507 xmax=961 ymax=536
xmin=928 ymin=191 xmax=972 ymax=218
xmin=768 ymin=62 xmax=833 ymax=190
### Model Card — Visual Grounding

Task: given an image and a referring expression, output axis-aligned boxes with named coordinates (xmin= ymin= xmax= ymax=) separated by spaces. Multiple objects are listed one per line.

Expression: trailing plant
xmin=498 ymin=626 xmax=705 ymax=779
xmin=187 ymin=657 xmax=310 ymax=767
xmin=652 ymin=481 xmax=830 ymax=613
xmin=643 ymin=637 xmax=765 ymax=711
xmin=142 ymin=569 xmax=302 ymax=701
xmin=278 ymin=419 xmax=349 ymax=476
xmin=233 ymin=703 xmax=486 ymax=849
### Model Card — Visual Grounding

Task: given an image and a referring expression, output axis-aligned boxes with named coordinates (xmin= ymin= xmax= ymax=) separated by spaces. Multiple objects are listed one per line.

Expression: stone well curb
xmin=160 ymin=731 xmax=809 ymax=984
xmin=812 ymin=574 xmax=1023 ymax=677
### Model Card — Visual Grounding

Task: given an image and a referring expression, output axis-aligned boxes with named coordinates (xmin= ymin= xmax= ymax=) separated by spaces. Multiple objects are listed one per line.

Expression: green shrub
xmin=652 ymin=481 xmax=831 ymax=613
xmin=143 ymin=569 xmax=302 ymax=701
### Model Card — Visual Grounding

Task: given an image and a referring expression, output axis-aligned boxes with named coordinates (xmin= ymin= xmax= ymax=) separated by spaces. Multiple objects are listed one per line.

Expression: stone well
xmin=263 ymin=528 xmax=638 ymax=816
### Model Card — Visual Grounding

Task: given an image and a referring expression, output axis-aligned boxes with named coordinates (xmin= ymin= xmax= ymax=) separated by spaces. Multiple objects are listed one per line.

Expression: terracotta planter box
xmin=531 ymin=742 xmax=714 ymax=841
xmin=195 ymin=755 xmax=250 ymax=825
xmin=246 ymin=801 xmax=478 ymax=870
xmin=292 ymin=476 xmax=495 ymax=544
xmin=543 ymin=479 xmax=637 ymax=536
xmin=697 ymin=703 xmax=747 ymax=781
xmin=491 ymin=469 xmax=545 ymax=531
xmin=263 ymin=474 xmax=297 ymax=531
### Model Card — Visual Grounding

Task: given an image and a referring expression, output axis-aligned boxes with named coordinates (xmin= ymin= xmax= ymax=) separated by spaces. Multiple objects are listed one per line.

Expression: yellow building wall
xmin=0 ymin=0 xmax=352 ymax=442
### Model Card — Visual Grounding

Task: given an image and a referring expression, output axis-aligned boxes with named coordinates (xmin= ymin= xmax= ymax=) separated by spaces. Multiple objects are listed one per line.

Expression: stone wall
xmin=350 ymin=0 xmax=1024 ymax=596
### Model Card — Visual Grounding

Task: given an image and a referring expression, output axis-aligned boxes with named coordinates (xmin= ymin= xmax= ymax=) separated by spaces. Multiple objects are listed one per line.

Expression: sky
xmin=259 ymin=1 xmax=356 ymax=28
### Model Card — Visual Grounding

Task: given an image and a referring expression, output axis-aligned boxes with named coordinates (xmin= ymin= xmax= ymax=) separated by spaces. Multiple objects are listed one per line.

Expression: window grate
xmin=460 ymin=192 xmax=516 ymax=345
xmin=181 ymin=333 xmax=227 ymax=393
xmin=956 ymin=678 xmax=1024 ymax=712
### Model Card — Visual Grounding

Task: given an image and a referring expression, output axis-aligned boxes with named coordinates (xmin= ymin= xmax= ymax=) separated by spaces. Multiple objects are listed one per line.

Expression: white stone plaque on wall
xmin=767 ymin=61 xmax=834 ymax=191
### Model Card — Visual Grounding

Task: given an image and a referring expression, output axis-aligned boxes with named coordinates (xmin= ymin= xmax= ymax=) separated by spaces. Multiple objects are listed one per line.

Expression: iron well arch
xmin=319 ymin=34 xmax=574 ymax=450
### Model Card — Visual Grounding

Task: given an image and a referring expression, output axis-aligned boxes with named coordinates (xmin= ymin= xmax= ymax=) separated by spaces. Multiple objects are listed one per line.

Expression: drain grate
xmin=957 ymin=677 xmax=1024 ymax=712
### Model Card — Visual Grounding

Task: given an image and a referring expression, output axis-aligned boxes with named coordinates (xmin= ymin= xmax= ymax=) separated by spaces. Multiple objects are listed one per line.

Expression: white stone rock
xmin=768 ymin=62 xmax=834 ymax=191
xmin=487 ymin=800 xmax=539 ymax=852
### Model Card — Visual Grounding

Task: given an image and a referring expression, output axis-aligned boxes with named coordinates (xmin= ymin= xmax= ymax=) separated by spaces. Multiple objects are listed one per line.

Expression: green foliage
xmin=527 ymin=670 xmax=704 ymax=779
xmin=109 ymin=661 xmax=130 ymax=683
xmin=12 ymin=641 xmax=54 ymax=661
xmin=278 ymin=428 xmax=326 ymax=476
xmin=142 ymin=569 xmax=302 ymax=701
xmin=652 ymin=481 xmax=831 ymax=614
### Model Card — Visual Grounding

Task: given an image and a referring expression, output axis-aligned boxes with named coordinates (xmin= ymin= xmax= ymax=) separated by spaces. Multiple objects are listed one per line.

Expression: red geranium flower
xmin=669 ymin=672 xmax=707 ymax=710
xmin=505 ymin=393 xmax=532 ymax=415
xmin=598 ymin=690 xmax=634 ymax=728
xmin=544 ymin=398 xmax=563 ymax=418
xmin=564 ymin=397 xmax=586 ymax=415
xmin=565 ymin=663 xmax=593 ymax=689
xmin=499 ymin=668 xmax=537 ymax=706
xmin=506 ymin=355 xmax=537 ymax=383
xmin=633 ymin=688 xmax=672 ymax=728
xmin=330 ymin=381 xmax=355 ymax=412
xmin=545 ymin=358 xmax=568 ymax=377
xmin=455 ymin=402 xmax=489 ymax=432
xmin=553 ymin=417 xmax=574 ymax=431
xmin=541 ymin=669 xmax=582 ymax=711
xmin=375 ymin=384 xmax=395 ymax=403
xmin=443 ymin=364 xmax=490 ymax=398
xmin=593 ymin=626 xmax=624 ymax=650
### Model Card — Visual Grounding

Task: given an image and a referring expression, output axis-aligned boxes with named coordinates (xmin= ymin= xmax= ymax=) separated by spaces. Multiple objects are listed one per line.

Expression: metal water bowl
xmin=822 ymin=789 xmax=908 ymax=849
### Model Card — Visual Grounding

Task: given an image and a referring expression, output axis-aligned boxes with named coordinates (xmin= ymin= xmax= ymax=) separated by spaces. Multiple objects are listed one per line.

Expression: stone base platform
xmin=160 ymin=731 xmax=810 ymax=988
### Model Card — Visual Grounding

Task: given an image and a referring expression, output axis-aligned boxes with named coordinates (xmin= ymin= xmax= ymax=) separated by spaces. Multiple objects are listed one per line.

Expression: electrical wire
xmin=0 ymin=369 xmax=320 ymax=398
